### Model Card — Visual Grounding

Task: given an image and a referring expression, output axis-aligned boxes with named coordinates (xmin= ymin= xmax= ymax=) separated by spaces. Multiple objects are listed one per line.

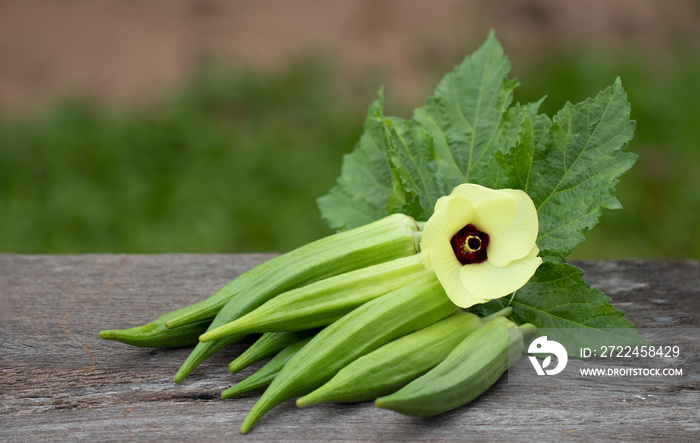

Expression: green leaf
xmin=471 ymin=100 xmax=544 ymax=189
xmin=537 ymin=79 xmax=637 ymax=259
xmin=413 ymin=30 xmax=518 ymax=195
xmin=319 ymin=32 xmax=521 ymax=227
xmin=485 ymin=79 xmax=637 ymax=260
xmin=382 ymin=117 xmax=443 ymax=221
xmin=471 ymin=262 xmax=648 ymax=356
xmin=317 ymin=90 xmax=394 ymax=231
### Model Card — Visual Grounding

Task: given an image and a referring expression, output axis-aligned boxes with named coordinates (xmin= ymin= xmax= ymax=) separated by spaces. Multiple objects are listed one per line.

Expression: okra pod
xmin=168 ymin=213 xmax=420 ymax=329
xmin=239 ymin=273 xmax=456 ymax=434
xmin=200 ymin=255 xmax=427 ymax=341
xmin=375 ymin=316 xmax=529 ymax=417
xmin=173 ymin=214 xmax=421 ymax=383
xmin=297 ymin=311 xmax=483 ymax=406
xmin=174 ymin=335 xmax=240 ymax=383
xmin=229 ymin=331 xmax=316 ymax=374
xmin=222 ymin=337 xmax=312 ymax=399
xmin=99 ymin=308 xmax=210 ymax=348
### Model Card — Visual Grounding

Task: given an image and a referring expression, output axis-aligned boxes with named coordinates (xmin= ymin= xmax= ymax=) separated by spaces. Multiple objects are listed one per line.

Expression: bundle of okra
xmin=100 ymin=213 xmax=534 ymax=433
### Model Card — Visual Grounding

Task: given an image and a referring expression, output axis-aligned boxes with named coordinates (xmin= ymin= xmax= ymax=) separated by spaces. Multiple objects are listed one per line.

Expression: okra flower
xmin=421 ymin=183 xmax=542 ymax=308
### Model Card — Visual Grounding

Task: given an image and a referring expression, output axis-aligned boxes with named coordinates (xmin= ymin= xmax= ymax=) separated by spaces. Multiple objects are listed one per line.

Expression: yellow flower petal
xmin=452 ymin=184 xmax=517 ymax=236
xmin=433 ymin=194 xmax=451 ymax=213
xmin=486 ymin=189 xmax=540 ymax=267
xmin=420 ymin=196 xmax=475 ymax=269
xmin=430 ymin=240 xmax=488 ymax=307
xmin=459 ymin=245 xmax=542 ymax=300
xmin=421 ymin=183 xmax=542 ymax=307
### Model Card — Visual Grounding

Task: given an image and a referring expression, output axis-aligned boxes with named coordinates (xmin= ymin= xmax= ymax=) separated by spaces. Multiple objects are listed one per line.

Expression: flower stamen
xmin=450 ymin=224 xmax=489 ymax=265
xmin=465 ymin=235 xmax=482 ymax=252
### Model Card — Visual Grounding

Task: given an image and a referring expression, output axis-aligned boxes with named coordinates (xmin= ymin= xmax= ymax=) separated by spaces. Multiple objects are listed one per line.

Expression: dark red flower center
xmin=450 ymin=224 xmax=489 ymax=265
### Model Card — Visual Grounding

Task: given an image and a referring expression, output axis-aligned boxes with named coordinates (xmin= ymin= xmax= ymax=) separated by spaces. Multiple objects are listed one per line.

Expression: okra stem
xmin=481 ymin=307 xmax=513 ymax=323
xmin=518 ymin=323 xmax=537 ymax=337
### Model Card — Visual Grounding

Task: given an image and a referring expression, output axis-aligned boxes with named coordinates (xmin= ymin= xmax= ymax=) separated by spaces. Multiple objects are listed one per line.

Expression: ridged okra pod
xmin=375 ymin=316 xmax=530 ymax=417
xmin=296 ymin=311 xmax=483 ymax=406
xmin=239 ymin=273 xmax=456 ymax=434
xmin=174 ymin=335 xmax=239 ymax=383
xmin=174 ymin=214 xmax=421 ymax=383
xmin=221 ymin=337 xmax=312 ymax=399
xmin=297 ymin=307 xmax=513 ymax=405
xmin=167 ymin=213 xmax=420 ymax=329
xmin=200 ymin=255 xmax=428 ymax=341
xmin=99 ymin=308 xmax=210 ymax=348
xmin=229 ymin=331 xmax=316 ymax=374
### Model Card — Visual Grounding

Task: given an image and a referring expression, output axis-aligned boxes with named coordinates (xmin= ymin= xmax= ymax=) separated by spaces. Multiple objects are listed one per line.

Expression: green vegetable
xmin=174 ymin=336 xmax=237 ymax=383
xmin=296 ymin=311 xmax=482 ymax=406
xmin=99 ymin=309 xmax=210 ymax=348
xmin=228 ymin=331 xmax=316 ymax=375
xmin=200 ymin=255 xmax=427 ymax=341
xmin=375 ymin=316 xmax=529 ymax=417
xmin=297 ymin=307 xmax=513 ymax=406
xmin=100 ymin=214 xmax=419 ymax=352
xmin=168 ymin=213 xmax=420 ymax=329
xmin=239 ymin=273 xmax=456 ymax=434
xmin=222 ymin=337 xmax=312 ymax=399
xmin=174 ymin=214 xmax=422 ymax=383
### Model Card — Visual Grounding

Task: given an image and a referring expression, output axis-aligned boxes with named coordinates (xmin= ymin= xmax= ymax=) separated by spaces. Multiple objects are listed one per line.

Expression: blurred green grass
xmin=0 ymin=62 xmax=361 ymax=253
xmin=514 ymin=50 xmax=700 ymax=259
xmin=1 ymin=52 xmax=698 ymax=258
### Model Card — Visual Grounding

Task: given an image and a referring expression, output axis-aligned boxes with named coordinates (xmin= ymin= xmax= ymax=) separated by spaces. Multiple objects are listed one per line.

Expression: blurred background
xmin=1 ymin=0 xmax=699 ymax=258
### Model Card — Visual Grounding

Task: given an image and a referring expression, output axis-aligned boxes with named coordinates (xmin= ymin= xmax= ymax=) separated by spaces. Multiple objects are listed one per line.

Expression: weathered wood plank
xmin=1 ymin=255 xmax=698 ymax=441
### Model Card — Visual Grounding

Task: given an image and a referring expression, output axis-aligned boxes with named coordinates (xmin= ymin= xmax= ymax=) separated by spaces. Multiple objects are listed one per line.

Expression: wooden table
xmin=2 ymin=255 xmax=699 ymax=441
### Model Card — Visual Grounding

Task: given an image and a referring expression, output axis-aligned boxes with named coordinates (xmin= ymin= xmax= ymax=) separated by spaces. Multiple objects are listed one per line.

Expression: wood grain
xmin=1 ymin=255 xmax=698 ymax=441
